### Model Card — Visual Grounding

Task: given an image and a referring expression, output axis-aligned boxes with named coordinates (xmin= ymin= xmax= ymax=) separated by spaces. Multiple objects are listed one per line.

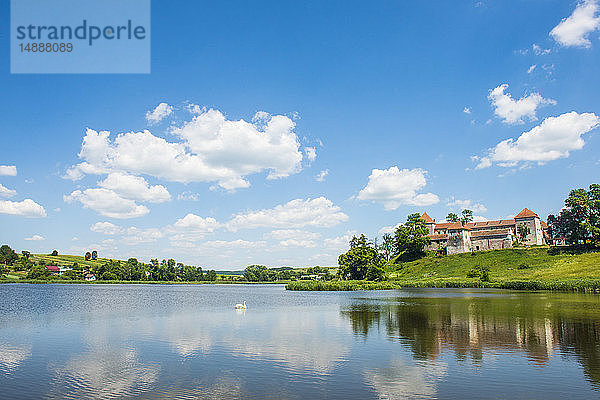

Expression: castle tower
xmin=421 ymin=212 xmax=436 ymax=235
xmin=514 ymin=208 xmax=544 ymax=245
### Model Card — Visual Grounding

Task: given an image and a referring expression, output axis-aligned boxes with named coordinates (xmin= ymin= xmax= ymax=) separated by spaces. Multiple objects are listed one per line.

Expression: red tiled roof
xmin=541 ymin=220 xmax=548 ymax=229
xmin=515 ymin=208 xmax=539 ymax=219
xmin=420 ymin=212 xmax=435 ymax=223
xmin=429 ymin=234 xmax=448 ymax=241
xmin=470 ymin=228 xmax=511 ymax=238
xmin=434 ymin=222 xmax=470 ymax=230
xmin=46 ymin=265 xmax=60 ymax=272
xmin=467 ymin=219 xmax=515 ymax=228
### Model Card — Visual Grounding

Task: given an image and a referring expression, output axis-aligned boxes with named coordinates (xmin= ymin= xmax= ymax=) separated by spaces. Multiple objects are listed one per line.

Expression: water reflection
xmin=340 ymin=290 xmax=600 ymax=387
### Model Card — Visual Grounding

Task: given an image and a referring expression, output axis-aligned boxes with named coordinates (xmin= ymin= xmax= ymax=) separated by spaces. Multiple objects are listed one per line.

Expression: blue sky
xmin=1 ymin=0 xmax=600 ymax=268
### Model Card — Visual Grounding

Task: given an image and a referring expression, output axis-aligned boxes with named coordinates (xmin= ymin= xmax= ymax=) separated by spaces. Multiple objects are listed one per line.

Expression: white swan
xmin=235 ymin=301 xmax=247 ymax=309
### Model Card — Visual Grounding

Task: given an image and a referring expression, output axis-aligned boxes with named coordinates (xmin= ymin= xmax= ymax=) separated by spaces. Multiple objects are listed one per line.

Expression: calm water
xmin=1 ymin=284 xmax=600 ymax=399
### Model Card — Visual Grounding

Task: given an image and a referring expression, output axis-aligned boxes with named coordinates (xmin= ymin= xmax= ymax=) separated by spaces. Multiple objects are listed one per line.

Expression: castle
xmin=422 ymin=208 xmax=549 ymax=254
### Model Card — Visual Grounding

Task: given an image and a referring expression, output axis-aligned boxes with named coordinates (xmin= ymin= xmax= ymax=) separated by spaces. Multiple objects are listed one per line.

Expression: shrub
xmin=466 ymin=265 xmax=491 ymax=282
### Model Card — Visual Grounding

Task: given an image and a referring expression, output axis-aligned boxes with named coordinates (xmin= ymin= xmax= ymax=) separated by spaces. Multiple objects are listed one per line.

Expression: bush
xmin=517 ymin=263 xmax=530 ymax=270
xmin=26 ymin=264 xmax=52 ymax=280
xmin=466 ymin=265 xmax=491 ymax=282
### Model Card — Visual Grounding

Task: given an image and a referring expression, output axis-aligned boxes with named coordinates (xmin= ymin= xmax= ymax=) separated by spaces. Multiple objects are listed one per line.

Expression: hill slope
xmin=388 ymin=247 xmax=600 ymax=282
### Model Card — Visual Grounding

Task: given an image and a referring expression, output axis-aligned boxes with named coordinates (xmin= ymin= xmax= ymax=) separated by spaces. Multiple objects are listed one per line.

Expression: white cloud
xmin=123 ymin=227 xmax=163 ymax=245
xmin=323 ymin=231 xmax=358 ymax=253
xmin=145 ymin=102 xmax=173 ymax=124
xmin=24 ymin=234 xmax=45 ymax=241
xmin=304 ymin=147 xmax=317 ymax=162
xmin=99 ymin=172 xmax=171 ymax=203
xmin=265 ymin=229 xmax=321 ymax=241
xmin=0 ymin=165 xmax=17 ymax=176
xmin=226 ymin=197 xmax=348 ymax=231
xmin=532 ymin=44 xmax=551 ymax=55
xmin=0 ymin=199 xmax=46 ymax=218
xmin=166 ymin=214 xmax=221 ymax=243
xmin=463 ymin=107 xmax=471 ymax=114
xmin=67 ymin=108 xmax=304 ymax=190
xmin=447 ymin=198 xmax=487 ymax=213
xmin=177 ymin=191 xmax=201 ymax=201
xmin=64 ymin=189 xmax=149 ymax=219
xmin=475 ymin=111 xmax=600 ymax=169
xmin=316 ymin=169 xmax=329 ymax=182
xmin=379 ymin=223 xmax=402 ymax=235
xmin=550 ymin=0 xmax=600 ymax=48
xmin=527 ymin=64 xmax=537 ymax=74
xmin=0 ymin=184 xmax=17 ymax=198
xmin=90 ymin=221 xmax=123 ymax=235
xmin=488 ymin=84 xmax=556 ymax=124
xmin=356 ymin=167 xmax=440 ymax=210
xmin=279 ymin=239 xmax=318 ymax=248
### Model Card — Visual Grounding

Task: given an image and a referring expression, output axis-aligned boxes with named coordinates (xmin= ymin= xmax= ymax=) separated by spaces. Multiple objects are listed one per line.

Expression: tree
xmin=460 ymin=209 xmax=473 ymax=225
xmin=205 ymin=270 xmax=217 ymax=281
xmin=517 ymin=223 xmax=531 ymax=243
xmin=51 ymin=250 xmax=59 ymax=256
xmin=0 ymin=245 xmax=19 ymax=266
xmin=85 ymin=252 xmax=91 ymax=261
xmin=26 ymin=264 xmax=51 ymax=280
xmin=338 ymin=234 xmax=385 ymax=280
xmin=547 ymin=184 xmax=600 ymax=245
xmin=392 ymin=214 xmax=431 ymax=261
xmin=446 ymin=213 xmax=460 ymax=223
xmin=379 ymin=233 xmax=394 ymax=261
xmin=21 ymin=251 xmax=31 ymax=261
xmin=91 ymin=250 xmax=98 ymax=260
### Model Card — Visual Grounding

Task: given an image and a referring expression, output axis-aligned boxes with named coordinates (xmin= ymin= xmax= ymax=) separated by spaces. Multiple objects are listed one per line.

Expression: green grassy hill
xmin=31 ymin=254 xmax=111 ymax=270
xmin=388 ymin=247 xmax=600 ymax=283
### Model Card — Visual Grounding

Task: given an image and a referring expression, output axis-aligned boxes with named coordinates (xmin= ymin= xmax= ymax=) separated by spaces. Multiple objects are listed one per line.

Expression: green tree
xmin=379 ymin=233 xmax=394 ymax=261
xmin=392 ymin=214 xmax=431 ymax=261
xmin=517 ymin=223 xmax=531 ymax=243
xmin=548 ymin=184 xmax=600 ymax=245
xmin=205 ymin=270 xmax=217 ymax=281
xmin=91 ymin=250 xmax=98 ymax=260
xmin=460 ymin=209 xmax=473 ymax=225
xmin=26 ymin=264 xmax=51 ymax=280
xmin=338 ymin=234 xmax=384 ymax=280
xmin=51 ymin=250 xmax=59 ymax=256
xmin=0 ymin=245 xmax=19 ymax=266
xmin=85 ymin=252 xmax=92 ymax=261
xmin=446 ymin=212 xmax=460 ymax=223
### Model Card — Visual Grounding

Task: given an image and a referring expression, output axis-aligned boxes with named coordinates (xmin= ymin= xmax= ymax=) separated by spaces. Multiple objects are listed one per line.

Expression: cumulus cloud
xmin=488 ymin=84 xmax=556 ymax=124
xmin=550 ymin=0 xmax=600 ymax=48
xmin=90 ymin=221 xmax=123 ymax=235
xmin=316 ymin=169 xmax=329 ymax=182
xmin=226 ymin=197 xmax=348 ymax=231
xmin=0 ymin=184 xmax=17 ymax=198
xmin=474 ymin=111 xmax=600 ymax=169
xmin=323 ymin=231 xmax=358 ymax=253
xmin=356 ymin=167 xmax=439 ymax=210
xmin=265 ymin=229 xmax=321 ymax=241
xmin=447 ymin=198 xmax=487 ymax=213
xmin=145 ymin=102 xmax=173 ymax=124
xmin=379 ymin=223 xmax=402 ymax=235
xmin=122 ymin=227 xmax=163 ymax=245
xmin=24 ymin=234 xmax=45 ymax=241
xmin=64 ymin=189 xmax=149 ymax=219
xmin=463 ymin=107 xmax=471 ymax=114
xmin=0 ymin=165 xmax=17 ymax=176
xmin=0 ymin=199 xmax=46 ymax=217
xmin=166 ymin=214 xmax=221 ymax=244
xmin=99 ymin=172 xmax=171 ymax=203
xmin=279 ymin=239 xmax=318 ymax=248
xmin=66 ymin=108 xmax=304 ymax=190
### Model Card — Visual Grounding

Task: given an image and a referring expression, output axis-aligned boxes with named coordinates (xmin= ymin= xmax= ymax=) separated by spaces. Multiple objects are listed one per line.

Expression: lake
xmin=1 ymin=284 xmax=599 ymax=399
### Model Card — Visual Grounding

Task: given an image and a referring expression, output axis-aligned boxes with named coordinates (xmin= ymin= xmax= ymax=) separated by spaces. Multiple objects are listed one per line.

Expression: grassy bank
xmin=286 ymin=247 xmax=600 ymax=292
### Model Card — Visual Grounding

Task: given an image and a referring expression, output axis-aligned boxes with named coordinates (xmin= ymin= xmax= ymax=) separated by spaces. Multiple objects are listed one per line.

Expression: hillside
xmin=388 ymin=247 xmax=600 ymax=282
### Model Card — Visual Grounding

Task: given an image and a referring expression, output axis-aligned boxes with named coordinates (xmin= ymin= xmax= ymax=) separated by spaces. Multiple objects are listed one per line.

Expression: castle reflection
xmin=340 ymin=290 xmax=600 ymax=387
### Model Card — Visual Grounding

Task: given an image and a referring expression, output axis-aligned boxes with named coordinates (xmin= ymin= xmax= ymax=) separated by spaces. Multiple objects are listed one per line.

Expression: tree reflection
xmin=340 ymin=291 xmax=600 ymax=387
